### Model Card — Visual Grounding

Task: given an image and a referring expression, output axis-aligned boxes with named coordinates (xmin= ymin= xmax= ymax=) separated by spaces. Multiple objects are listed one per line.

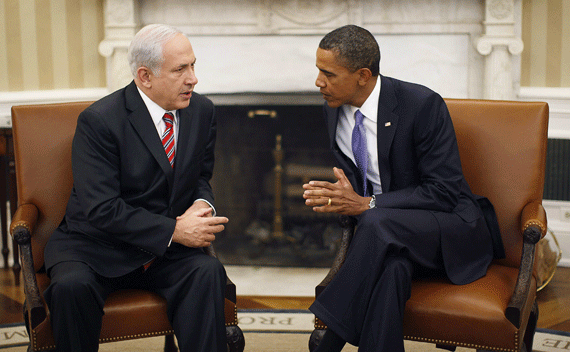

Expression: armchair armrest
xmin=505 ymin=201 xmax=547 ymax=328
xmin=10 ymin=203 xmax=39 ymax=235
xmin=520 ymin=201 xmax=547 ymax=239
xmin=9 ymin=203 xmax=46 ymax=329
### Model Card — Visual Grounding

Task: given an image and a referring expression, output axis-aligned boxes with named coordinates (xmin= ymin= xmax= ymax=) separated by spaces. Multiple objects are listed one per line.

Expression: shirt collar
xmin=137 ymin=86 xmax=177 ymax=127
xmin=342 ymin=76 xmax=381 ymax=122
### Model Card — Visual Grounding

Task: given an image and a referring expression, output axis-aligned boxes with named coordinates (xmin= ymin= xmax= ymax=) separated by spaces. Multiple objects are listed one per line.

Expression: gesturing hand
xmin=303 ymin=167 xmax=371 ymax=216
xmin=172 ymin=207 xmax=229 ymax=248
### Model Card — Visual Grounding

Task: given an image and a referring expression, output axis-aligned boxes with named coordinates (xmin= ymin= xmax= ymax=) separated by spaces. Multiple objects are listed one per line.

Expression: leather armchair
xmin=309 ymin=99 xmax=549 ymax=352
xmin=10 ymin=102 xmax=245 ymax=352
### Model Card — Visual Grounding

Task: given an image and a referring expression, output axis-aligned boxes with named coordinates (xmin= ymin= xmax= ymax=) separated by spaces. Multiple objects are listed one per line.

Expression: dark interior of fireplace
xmin=211 ymin=104 xmax=342 ymax=267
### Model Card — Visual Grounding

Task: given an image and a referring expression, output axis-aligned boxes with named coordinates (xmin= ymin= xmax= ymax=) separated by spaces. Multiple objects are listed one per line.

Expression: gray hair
xmin=127 ymin=24 xmax=182 ymax=77
xmin=319 ymin=25 xmax=380 ymax=76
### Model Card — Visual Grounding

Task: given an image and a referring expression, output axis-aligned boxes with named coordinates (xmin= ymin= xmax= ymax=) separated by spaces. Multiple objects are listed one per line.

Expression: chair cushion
xmin=403 ymin=264 xmax=536 ymax=351
xmin=100 ymin=289 xmax=174 ymax=342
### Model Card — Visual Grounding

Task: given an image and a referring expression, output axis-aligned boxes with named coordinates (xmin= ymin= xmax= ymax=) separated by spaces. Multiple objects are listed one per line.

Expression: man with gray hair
xmin=43 ymin=24 xmax=229 ymax=352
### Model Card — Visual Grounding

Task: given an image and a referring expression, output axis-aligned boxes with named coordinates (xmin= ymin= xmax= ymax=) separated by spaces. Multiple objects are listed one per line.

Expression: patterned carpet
xmin=2 ymin=312 xmax=569 ymax=352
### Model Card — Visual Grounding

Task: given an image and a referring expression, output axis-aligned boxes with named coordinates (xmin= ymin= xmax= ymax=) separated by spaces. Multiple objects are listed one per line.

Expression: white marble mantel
xmin=99 ymin=0 xmax=523 ymax=102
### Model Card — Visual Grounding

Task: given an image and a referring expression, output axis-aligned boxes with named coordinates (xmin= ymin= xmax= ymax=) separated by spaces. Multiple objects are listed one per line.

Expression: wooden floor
xmin=1 ymin=266 xmax=569 ymax=332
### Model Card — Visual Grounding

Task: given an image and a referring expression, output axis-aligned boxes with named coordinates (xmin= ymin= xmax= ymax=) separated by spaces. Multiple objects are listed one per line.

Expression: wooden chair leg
xmin=226 ymin=325 xmax=245 ymax=352
xmin=164 ymin=334 xmax=178 ymax=352
xmin=522 ymin=301 xmax=539 ymax=352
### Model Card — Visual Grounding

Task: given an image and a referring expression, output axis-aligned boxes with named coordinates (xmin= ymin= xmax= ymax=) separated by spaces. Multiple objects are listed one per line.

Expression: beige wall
xmin=0 ymin=0 xmax=105 ymax=91
xmin=0 ymin=0 xmax=568 ymax=92
xmin=521 ymin=0 xmax=570 ymax=87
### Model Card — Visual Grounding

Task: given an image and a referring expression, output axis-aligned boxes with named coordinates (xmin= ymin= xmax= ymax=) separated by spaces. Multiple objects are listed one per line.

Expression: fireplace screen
xmin=211 ymin=104 xmax=341 ymax=267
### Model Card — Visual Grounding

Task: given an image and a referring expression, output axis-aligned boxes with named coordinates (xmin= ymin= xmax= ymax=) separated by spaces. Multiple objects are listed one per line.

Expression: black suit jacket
xmin=325 ymin=75 xmax=494 ymax=284
xmin=45 ymin=81 xmax=217 ymax=278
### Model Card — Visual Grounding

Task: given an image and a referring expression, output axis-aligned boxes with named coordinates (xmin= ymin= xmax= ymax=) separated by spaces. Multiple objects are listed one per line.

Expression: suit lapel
xmin=376 ymin=75 xmax=399 ymax=192
xmin=173 ymin=107 xmax=195 ymax=171
xmin=326 ymin=104 xmax=339 ymax=150
xmin=170 ymin=102 xmax=201 ymax=200
xmin=125 ymin=82 xmax=175 ymax=190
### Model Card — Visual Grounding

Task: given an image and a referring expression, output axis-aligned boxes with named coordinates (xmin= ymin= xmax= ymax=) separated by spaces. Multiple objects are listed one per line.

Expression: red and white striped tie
xmin=162 ymin=112 xmax=175 ymax=167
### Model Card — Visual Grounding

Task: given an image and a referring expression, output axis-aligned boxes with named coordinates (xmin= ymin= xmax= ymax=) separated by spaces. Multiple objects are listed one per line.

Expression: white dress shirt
xmin=336 ymin=77 xmax=383 ymax=195
xmin=137 ymin=87 xmax=179 ymax=148
xmin=137 ymin=87 xmax=216 ymax=218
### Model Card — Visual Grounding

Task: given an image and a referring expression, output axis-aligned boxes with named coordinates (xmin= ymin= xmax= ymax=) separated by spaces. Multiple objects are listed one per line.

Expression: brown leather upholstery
xmin=10 ymin=102 xmax=244 ymax=352
xmin=311 ymin=99 xmax=549 ymax=352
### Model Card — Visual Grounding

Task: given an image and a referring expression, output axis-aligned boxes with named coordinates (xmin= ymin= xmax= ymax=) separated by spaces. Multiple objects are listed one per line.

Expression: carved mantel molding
xmin=98 ymin=0 xmax=523 ymax=100
xmin=477 ymin=0 xmax=524 ymax=100
xmin=259 ymin=0 xmax=362 ymax=34
xmin=98 ymin=0 xmax=139 ymax=92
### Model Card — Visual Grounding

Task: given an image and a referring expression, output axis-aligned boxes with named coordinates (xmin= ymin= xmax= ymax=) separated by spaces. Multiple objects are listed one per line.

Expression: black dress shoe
xmin=314 ymin=329 xmax=346 ymax=352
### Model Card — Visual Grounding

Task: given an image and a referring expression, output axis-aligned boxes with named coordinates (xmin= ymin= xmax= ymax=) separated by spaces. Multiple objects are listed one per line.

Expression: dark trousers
xmin=310 ymin=208 xmax=445 ymax=352
xmin=44 ymin=249 xmax=227 ymax=352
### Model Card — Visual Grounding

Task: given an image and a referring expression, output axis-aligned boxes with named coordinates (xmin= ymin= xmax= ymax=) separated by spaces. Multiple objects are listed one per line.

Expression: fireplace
xmin=210 ymin=102 xmax=342 ymax=267
xmin=97 ymin=0 xmax=526 ymax=266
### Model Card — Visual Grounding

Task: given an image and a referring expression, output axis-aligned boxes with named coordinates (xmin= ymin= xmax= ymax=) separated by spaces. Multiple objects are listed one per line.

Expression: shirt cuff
xmin=194 ymin=198 xmax=217 ymax=217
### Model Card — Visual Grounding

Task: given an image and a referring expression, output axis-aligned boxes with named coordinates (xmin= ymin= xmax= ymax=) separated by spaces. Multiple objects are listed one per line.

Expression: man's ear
xmin=357 ymin=68 xmax=373 ymax=86
xmin=136 ymin=67 xmax=153 ymax=88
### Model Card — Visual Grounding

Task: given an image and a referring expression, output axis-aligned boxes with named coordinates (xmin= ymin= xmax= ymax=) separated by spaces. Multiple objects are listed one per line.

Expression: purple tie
xmin=352 ymin=110 xmax=369 ymax=196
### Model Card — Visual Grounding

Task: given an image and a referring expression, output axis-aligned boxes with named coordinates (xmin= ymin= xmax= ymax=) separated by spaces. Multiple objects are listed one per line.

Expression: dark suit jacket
xmin=325 ymin=75 xmax=494 ymax=285
xmin=45 ymin=81 xmax=217 ymax=278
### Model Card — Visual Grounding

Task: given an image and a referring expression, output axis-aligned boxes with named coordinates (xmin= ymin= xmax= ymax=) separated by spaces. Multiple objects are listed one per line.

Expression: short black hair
xmin=319 ymin=25 xmax=380 ymax=76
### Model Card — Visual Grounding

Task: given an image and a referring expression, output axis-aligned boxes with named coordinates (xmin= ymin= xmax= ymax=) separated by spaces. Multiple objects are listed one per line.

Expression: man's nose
xmin=187 ymin=69 xmax=198 ymax=86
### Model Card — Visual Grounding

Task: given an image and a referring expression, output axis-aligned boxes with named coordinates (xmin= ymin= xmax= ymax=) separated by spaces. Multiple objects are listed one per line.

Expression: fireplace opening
xmin=211 ymin=104 xmax=342 ymax=267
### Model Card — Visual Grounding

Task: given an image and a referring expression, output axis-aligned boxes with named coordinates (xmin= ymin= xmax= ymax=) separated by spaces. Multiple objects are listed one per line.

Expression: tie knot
xmin=355 ymin=110 xmax=365 ymax=125
xmin=163 ymin=112 xmax=174 ymax=127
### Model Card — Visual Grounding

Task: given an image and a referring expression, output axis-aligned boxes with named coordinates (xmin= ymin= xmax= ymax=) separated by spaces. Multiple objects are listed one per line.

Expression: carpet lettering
xmin=237 ymin=311 xmax=315 ymax=332
xmin=0 ymin=325 xmax=29 ymax=347
xmin=542 ymin=338 xmax=570 ymax=350
xmin=2 ymin=330 xmax=27 ymax=341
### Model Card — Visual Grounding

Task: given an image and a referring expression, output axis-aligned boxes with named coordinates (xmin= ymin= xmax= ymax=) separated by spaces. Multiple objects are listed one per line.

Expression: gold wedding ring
xmin=327 ymin=198 xmax=332 ymax=206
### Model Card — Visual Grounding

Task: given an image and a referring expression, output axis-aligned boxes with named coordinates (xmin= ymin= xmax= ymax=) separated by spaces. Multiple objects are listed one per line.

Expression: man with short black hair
xmin=303 ymin=25 xmax=496 ymax=351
